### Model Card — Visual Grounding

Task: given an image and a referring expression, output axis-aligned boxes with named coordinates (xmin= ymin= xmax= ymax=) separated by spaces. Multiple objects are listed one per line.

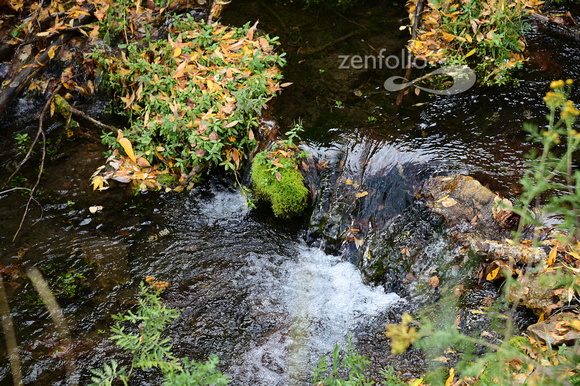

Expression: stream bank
xmin=0 ymin=0 xmax=579 ymax=384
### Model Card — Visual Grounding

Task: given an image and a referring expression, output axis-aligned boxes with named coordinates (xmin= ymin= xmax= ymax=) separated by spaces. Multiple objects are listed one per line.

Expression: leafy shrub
xmin=312 ymin=334 xmax=376 ymax=385
xmin=407 ymin=0 xmax=533 ymax=85
xmin=251 ymin=123 xmax=308 ymax=217
xmin=90 ymin=278 xmax=229 ymax=385
xmin=92 ymin=15 xmax=286 ymax=185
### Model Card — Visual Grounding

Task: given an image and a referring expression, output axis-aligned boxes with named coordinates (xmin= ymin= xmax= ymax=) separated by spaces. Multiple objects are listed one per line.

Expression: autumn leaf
xmin=118 ymin=137 xmax=137 ymax=163
xmin=440 ymin=197 xmax=457 ymax=207
xmin=487 ymin=266 xmax=500 ymax=280
xmin=445 ymin=368 xmax=455 ymax=386
xmin=275 ymin=171 xmax=281 ymax=182
xmin=92 ymin=176 xmax=104 ymax=190
xmin=548 ymin=247 xmax=558 ymax=266
xmin=356 ymin=191 xmax=368 ymax=198
xmin=428 ymin=276 xmax=439 ymax=288
xmin=48 ymin=45 xmax=58 ymax=60
xmin=345 ymin=178 xmax=353 ymax=185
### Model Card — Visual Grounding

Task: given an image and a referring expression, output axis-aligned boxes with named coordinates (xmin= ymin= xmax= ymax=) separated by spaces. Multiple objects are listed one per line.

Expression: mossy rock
xmin=251 ymin=161 xmax=308 ymax=218
xmin=157 ymin=173 xmax=178 ymax=187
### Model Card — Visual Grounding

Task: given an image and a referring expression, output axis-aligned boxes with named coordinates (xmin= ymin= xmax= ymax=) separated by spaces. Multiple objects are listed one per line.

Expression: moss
xmin=251 ymin=160 xmax=308 ymax=218
xmin=507 ymin=335 xmax=528 ymax=354
xmin=157 ymin=173 xmax=178 ymax=187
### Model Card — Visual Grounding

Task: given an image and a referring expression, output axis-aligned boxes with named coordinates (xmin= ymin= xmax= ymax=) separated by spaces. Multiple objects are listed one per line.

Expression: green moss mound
xmin=251 ymin=160 xmax=308 ymax=218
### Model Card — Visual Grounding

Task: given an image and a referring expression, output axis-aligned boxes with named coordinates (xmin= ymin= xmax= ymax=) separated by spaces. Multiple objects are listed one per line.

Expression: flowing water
xmin=1 ymin=0 xmax=579 ymax=384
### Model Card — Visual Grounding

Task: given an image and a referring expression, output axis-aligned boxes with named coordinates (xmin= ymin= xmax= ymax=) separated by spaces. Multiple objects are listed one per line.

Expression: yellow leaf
xmin=345 ymin=178 xmax=353 ymax=185
xmin=465 ymin=34 xmax=473 ymax=43
xmin=548 ymin=247 xmax=557 ymax=266
xmin=538 ymin=313 xmax=545 ymax=322
xmin=440 ymin=197 xmax=457 ymax=207
xmin=486 ymin=267 xmax=500 ymax=281
xmin=470 ymin=309 xmax=487 ymax=315
xmin=47 ymin=45 xmax=57 ymax=60
xmin=445 ymin=367 xmax=455 ymax=386
xmin=50 ymin=100 xmax=55 ymax=117
xmin=356 ymin=191 xmax=368 ymax=198
xmin=410 ymin=379 xmax=423 ymax=386
xmin=118 ymin=137 xmax=137 ymax=163
xmin=465 ymin=48 xmax=476 ymax=58
xmin=174 ymin=46 xmax=182 ymax=58
xmin=92 ymin=176 xmax=104 ymax=191
xmin=568 ymin=252 xmax=580 ymax=260
xmin=441 ymin=31 xmax=455 ymax=42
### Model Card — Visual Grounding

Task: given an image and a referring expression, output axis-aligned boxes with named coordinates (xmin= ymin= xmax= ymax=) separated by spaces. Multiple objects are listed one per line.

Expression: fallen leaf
xmin=275 ymin=171 xmax=281 ymax=182
xmin=356 ymin=191 xmax=368 ymax=198
xmin=428 ymin=276 xmax=439 ymax=288
xmin=118 ymin=137 xmax=137 ymax=163
xmin=470 ymin=309 xmax=486 ymax=315
xmin=440 ymin=197 xmax=457 ymax=207
xmin=486 ymin=267 xmax=500 ymax=281
xmin=548 ymin=247 xmax=557 ymax=266
xmin=89 ymin=206 xmax=103 ymax=213
xmin=445 ymin=367 xmax=455 ymax=386
xmin=345 ymin=178 xmax=353 ymax=185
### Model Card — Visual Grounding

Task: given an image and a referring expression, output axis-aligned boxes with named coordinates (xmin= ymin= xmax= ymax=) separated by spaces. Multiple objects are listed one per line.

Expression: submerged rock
xmin=79 ymin=236 xmax=130 ymax=290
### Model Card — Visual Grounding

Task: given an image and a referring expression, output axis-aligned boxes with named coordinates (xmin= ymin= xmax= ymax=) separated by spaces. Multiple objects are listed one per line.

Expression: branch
xmin=12 ymin=85 xmax=60 ymax=242
xmin=0 ymin=4 xmax=95 ymax=116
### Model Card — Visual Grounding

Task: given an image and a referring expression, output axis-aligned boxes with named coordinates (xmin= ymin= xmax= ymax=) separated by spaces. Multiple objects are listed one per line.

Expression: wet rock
xmin=507 ymin=273 xmax=567 ymax=317
xmin=472 ymin=238 xmax=546 ymax=266
xmin=420 ymin=175 xmax=508 ymax=240
xmin=307 ymin=131 xmax=426 ymax=261
xmin=79 ymin=236 xmax=130 ymax=290
xmin=527 ymin=312 xmax=580 ymax=347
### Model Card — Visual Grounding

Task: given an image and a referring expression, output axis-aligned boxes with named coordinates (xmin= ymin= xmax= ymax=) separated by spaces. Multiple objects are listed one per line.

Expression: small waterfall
xmin=228 ymin=245 xmax=402 ymax=385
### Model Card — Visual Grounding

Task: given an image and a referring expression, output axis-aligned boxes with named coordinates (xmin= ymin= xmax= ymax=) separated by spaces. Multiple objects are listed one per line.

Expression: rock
xmin=527 ymin=312 xmax=580 ymax=347
xmin=420 ymin=175 xmax=508 ymax=240
xmin=507 ymin=273 xmax=567 ymax=317
xmin=79 ymin=236 xmax=130 ymax=290
xmin=471 ymin=238 xmax=546 ymax=265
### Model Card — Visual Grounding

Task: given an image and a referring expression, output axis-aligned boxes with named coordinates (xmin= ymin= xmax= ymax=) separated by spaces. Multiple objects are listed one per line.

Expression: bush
xmin=91 ymin=15 xmax=287 ymax=186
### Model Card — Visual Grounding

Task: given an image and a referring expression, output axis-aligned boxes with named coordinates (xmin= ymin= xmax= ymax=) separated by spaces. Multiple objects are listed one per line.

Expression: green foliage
xmin=312 ymin=334 xmax=375 ymax=385
xmin=90 ymin=282 xmax=229 ymax=385
xmin=251 ymin=123 xmax=308 ymax=217
xmin=386 ymin=80 xmax=580 ymax=385
xmin=53 ymin=270 xmax=85 ymax=297
xmin=91 ymin=15 xmax=286 ymax=182
xmin=410 ymin=0 xmax=531 ymax=86
xmin=512 ymin=79 xmax=580 ymax=241
xmin=14 ymin=132 xmax=29 ymax=153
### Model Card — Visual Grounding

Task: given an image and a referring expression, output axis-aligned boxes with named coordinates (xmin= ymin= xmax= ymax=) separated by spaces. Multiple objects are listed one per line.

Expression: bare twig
xmin=68 ymin=105 xmax=120 ymax=135
xmin=323 ymin=1 xmax=367 ymax=31
xmin=0 ymin=4 xmax=95 ymax=116
xmin=257 ymin=0 xmax=293 ymax=37
xmin=12 ymin=85 xmax=61 ymax=242
xmin=27 ymin=267 xmax=78 ymax=386
xmin=0 ymin=275 xmax=23 ymax=386
xmin=298 ymin=31 xmax=356 ymax=55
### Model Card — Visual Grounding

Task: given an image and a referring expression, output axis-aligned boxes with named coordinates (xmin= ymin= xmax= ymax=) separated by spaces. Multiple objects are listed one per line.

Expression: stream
xmin=1 ymin=0 xmax=580 ymax=384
